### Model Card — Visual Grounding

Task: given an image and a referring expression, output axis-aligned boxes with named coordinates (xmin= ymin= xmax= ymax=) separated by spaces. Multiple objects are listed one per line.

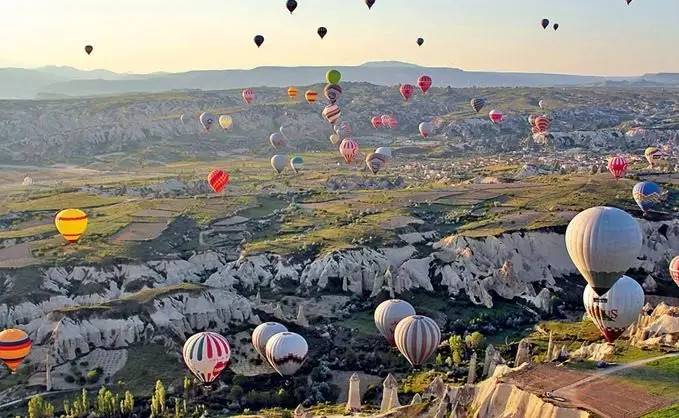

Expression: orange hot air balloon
xmin=287 ymin=87 xmax=298 ymax=99
xmin=207 ymin=170 xmax=230 ymax=193
xmin=304 ymin=90 xmax=318 ymax=104
xmin=0 ymin=329 xmax=32 ymax=374
xmin=55 ymin=209 xmax=88 ymax=243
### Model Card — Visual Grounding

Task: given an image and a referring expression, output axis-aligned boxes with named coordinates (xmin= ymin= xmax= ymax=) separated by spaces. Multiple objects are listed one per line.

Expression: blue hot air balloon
xmin=632 ymin=181 xmax=663 ymax=213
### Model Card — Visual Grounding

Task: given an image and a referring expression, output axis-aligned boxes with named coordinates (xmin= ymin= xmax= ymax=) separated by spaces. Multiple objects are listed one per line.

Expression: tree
xmin=465 ymin=332 xmax=486 ymax=350
xmin=28 ymin=396 xmax=55 ymax=418
xmin=150 ymin=380 xmax=166 ymax=417
xmin=452 ymin=350 xmax=462 ymax=366
xmin=434 ymin=353 xmax=444 ymax=366
xmin=121 ymin=391 xmax=134 ymax=417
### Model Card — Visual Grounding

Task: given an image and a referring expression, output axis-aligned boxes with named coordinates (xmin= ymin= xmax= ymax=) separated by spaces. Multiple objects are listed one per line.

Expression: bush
xmin=86 ymin=369 xmax=102 ymax=384
xmin=64 ymin=375 xmax=75 ymax=383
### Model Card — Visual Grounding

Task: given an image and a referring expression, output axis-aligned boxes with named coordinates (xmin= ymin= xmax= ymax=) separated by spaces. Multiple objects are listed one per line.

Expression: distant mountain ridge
xmin=0 ymin=61 xmax=675 ymax=99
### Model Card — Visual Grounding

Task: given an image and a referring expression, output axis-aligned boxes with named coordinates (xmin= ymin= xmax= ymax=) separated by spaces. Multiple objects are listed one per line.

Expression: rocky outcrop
xmin=629 ymin=302 xmax=679 ymax=349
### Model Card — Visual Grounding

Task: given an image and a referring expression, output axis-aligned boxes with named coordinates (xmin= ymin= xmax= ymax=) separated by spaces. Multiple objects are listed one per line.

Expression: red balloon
xmin=607 ymin=156 xmax=628 ymax=179
xmin=534 ymin=116 xmax=551 ymax=133
xmin=380 ymin=115 xmax=391 ymax=126
xmin=371 ymin=116 xmax=383 ymax=128
xmin=339 ymin=138 xmax=359 ymax=164
xmin=489 ymin=110 xmax=503 ymax=124
xmin=417 ymin=75 xmax=432 ymax=94
xmin=399 ymin=84 xmax=414 ymax=102
xmin=387 ymin=116 xmax=398 ymax=129
xmin=670 ymin=256 xmax=679 ymax=287
xmin=242 ymin=88 xmax=255 ymax=104
xmin=208 ymin=170 xmax=229 ymax=193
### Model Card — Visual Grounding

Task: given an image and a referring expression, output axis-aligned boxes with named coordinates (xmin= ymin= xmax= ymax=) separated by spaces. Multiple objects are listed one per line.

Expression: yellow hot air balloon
xmin=219 ymin=115 xmax=233 ymax=130
xmin=55 ymin=209 xmax=88 ymax=243
xmin=287 ymin=87 xmax=298 ymax=99
xmin=0 ymin=329 xmax=32 ymax=374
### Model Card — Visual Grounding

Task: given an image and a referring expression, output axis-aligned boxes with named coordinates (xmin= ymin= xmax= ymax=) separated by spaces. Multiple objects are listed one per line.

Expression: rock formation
xmin=345 ymin=373 xmax=361 ymax=413
xmin=296 ymin=304 xmax=309 ymax=328
xmin=380 ymin=373 xmax=400 ymax=412
xmin=514 ymin=339 xmax=531 ymax=366
xmin=467 ymin=352 xmax=478 ymax=384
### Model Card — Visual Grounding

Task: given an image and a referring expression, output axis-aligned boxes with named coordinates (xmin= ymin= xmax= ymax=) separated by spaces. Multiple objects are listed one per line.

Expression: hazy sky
xmin=1 ymin=0 xmax=678 ymax=76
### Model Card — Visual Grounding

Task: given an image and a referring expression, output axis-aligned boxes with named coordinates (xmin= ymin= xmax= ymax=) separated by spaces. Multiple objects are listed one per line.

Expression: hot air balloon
xmin=242 ymin=88 xmax=255 ymax=104
xmin=470 ymin=98 xmax=486 ymax=113
xmin=287 ymin=87 xmax=299 ymax=99
xmin=489 ymin=110 xmax=503 ymax=124
xmin=0 ymin=329 xmax=31 ymax=374
xmin=380 ymin=115 xmax=391 ymax=127
xmin=371 ymin=116 xmax=383 ymax=128
xmin=374 ymin=299 xmax=416 ymax=345
xmin=339 ymin=138 xmax=358 ymax=164
xmin=366 ymin=152 xmax=387 ymax=174
xmin=252 ymin=322 xmax=288 ymax=360
xmin=538 ymin=100 xmax=546 ymax=109
xmin=322 ymin=104 xmax=341 ymax=125
xmin=219 ymin=115 xmax=233 ymax=130
xmin=55 ymin=209 xmax=88 ymax=243
xmin=335 ymin=121 xmax=352 ymax=140
xmin=265 ymin=332 xmax=308 ymax=376
xmin=534 ymin=116 xmax=551 ymax=133
xmin=541 ymin=19 xmax=550 ymax=29
xmin=632 ymin=181 xmax=664 ymax=213
xmin=286 ymin=0 xmax=297 ymax=14
xmin=85 ymin=45 xmax=93 ymax=55
xmin=531 ymin=127 xmax=540 ymax=135
xmin=419 ymin=122 xmax=433 ymax=138
xmin=200 ymin=112 xmax=216 ymax=132
xmin=366 ymin=0 xmax=376 ymax=9
xmin=553 ymin=23 xmax=559 ymax=31
xmin=416 ymin=37 xmax=424 ymax=47
xmin=583 ymin=276 xmax=644 ymax=343
xmin=207 ymin=170 xmax=229 ymax=193
xmin=417 ymin=75 xmax=432 ymax=94
xmin=279 ymin=125 xmax=296 ymax=141
xmin=400 ymin=84 xmax=414 ymax=102
xmin=626 ymin=0 xmax=632 ymax=5
xmin=324 ymin=84 xmax=342 ymax=104
xmin=329 ymin=133 xmax=340 ymax=145
xmin=290 ymin=156 xmax=304 ymax=173
xmin=326 ymin=69 xmax=342 ymax=85
xmin=22 ymin=176 xmax=33 ymax=186
xmin=270 ymin=132 xmax=287 ymax=149
xmin=180 ymin=114 xmax=189 ymax=124
xmin=528 ymin=114 xmax=538 ymax=126
xmin=670 ymin=256 xmax=679 ymax=287
xmin=565 ymin=206 xmax=642 ymax=295
xmin=375 ymin=147 xmax=392 ymax=160
xmin=644 ymin=147 xmax=663 ymax=168
xmin=271 ymin=155 xmax=288 ymax=174
xmin=182 ymin=332 xmax=231 ymax=384
xmin=387 ymin=116 xmax=399 ymax=129
xmin=254 ymin=35 xmax=265 ymax=48
xmin=607 ymin=156 xmax=628 ymax=179
xmin=305 ymin=90 xmax=318 ymax=104
xmin=317 ymin=27 xmax=327 ymax=39
xmin=394 ymin=315 xmax=441 ymax=367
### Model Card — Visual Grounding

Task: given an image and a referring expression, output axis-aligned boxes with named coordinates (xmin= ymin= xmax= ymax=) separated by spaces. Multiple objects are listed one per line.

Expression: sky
xmin=0 ymin=0 xmax=678 ymax=76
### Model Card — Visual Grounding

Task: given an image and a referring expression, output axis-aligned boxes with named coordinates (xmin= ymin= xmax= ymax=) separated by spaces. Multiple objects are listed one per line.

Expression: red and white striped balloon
xmin=417 ymin=75 xmax=432 ymax=95
xmin=534 ymin=116 xmax=551 ymax=133
xmin=670 ymin=256 xmax=679 ymax=287
xmin=242 ymin=88 xmax=255 ymax=104
xmin=387 ymin=116 xmax=398 ymax=129
xmin=380 ymin=115 xmax=391 ymax=126
xmin=339 ymin=138 xmax=359 ymax=164
xmin=394 ymin=315 xmax=441 ymax=366
xmin=400 ymin=84 xmax=414 ymax=102
xmin=489 ymin=110 xmax=503 ymax=124
xmin=607 ymin=156 xmax=628 ymax=179
xmin=182 ymin=332 xmax=231 ymax=384
xmin=371 ymin=116 xmax=383 ymax=128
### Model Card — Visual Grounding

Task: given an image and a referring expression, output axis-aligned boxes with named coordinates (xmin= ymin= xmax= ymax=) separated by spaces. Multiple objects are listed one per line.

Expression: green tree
xmin=27 ymin=396 xmax=55 ymax=418
xmin=150 ymin=380 xmax=166 ymax=417
xmin=465 ymin=332 xmax=486 ymax=350
xmin=120 ymin=391 xmax=134 ymax=417
xmin=434 ymin=353 xmax=444 ymax=366
xmin=452 ymin=350 xmax=462 ymax=366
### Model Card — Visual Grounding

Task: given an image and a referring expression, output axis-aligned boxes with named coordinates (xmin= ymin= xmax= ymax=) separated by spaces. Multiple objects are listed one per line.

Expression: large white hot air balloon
xmin=252 ymin=322 xmax=288 ymax=359
xmin=182 ymin=332 xmax=231 ymax=384
xmin=374 ymin=299 xmax=416 ymax=345
xmin=565 ymin=207 xmax=642 ymax=296
xmin=265 ymin=332 xmax=308 ymax=376
xmin=419 ymin=122 xmax=433 ymax=138
xmin=583 ymin=275 xmax=644 ymax=343
xmin=271 ymin=155 xmax=288 ymax=174
xmin=375 ymin=147 xmax=392 ymax=160
xmin=394 ymin=315 xmax=441 ymax=367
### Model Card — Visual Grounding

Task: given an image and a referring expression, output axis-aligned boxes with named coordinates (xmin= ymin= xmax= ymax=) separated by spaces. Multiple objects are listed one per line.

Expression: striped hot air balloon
xmin=371 ymin=116 xmax=383 ymax=128
xmin=394 ymin=315 xmax=441 ymax=367
xmin=290 ymin=156 xmax=304 ymax=173
xmin=339 ymin=138 xmax=358 ymax=164
xmin=304 ymin=90 xmax=318 ymax=104
xmin=489 ymin=110 xmax=504 ymax=124
xmin=607 ymin=156 xmax=628 ymax=179
xmin=470 ymin=98 xmax=486 ymax=113
xmin=322 ymin=104 xmax=341 ymax=125
xmin=417 ymin=75 xmax=432 ymax=94
xmin=528 ymin=114 xmax=538 ymax=127
xmin=207 ymin=170 xmax=229 ymax=193
xmin=270 ymin=132 xmax=287 ymax=149
xmin=324 ymin=84 xmax=342 ymax=104
xmin=287 ymin=87 xmax=298 ymax=99
xmin=55 ymin=209 xmax=88 ymax=243
xmin=374 ymin=299 xmax=416 ymax=345
xmin=380 ymin=115 xmax=391 ymax=127
xmin=252 ymin=322 xmax=288 ymax=359
xmin=242 ymin=88 xmax=255 ymax=104
xmin=534 ymin=116 xmax=551 ymax=133
xmin=0 ymin=329 xmax=32 ymax=374
xmin=670 ymin=256 xmax=679 ymax=287
xmin=400 ymin=84 xmax=414 ymax=102
xmin=182 ymin=332 xmax=231 ymax=384
xmin=387 ymin=116 xmax=398 ymax=129
xmin=335 ymin=121 xmax=352 ymax=140
xmin=365 ymin=152 xmax=387 ymax=175
xmin=265 ymin=332 xmax=308 ymax=376
xmin=633 ymin=181 xmax=664 ymax=213
xmin=419 ymin=122 xmax=433 ymax=138
xmin=583 ymin=276 xmax=644 ymax=343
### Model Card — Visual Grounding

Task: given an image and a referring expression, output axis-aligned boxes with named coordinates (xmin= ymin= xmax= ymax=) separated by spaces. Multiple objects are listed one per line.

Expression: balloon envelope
xmin=565 ymin=206 xmax=642 ymax=295
xmin=317 ymin=27 xmax=327 ymax=39
xmin=374 ymin=299 xmax=416 ymax=345
xmin=322 ymin=104 xmax=341 ymax=125
xmin=366 ymin=152 xmax=387 ymax=174
xmin=489 ymin=110 xmax=503 ymax=124
xmin=252 ymin=322 xmax=288 ymax=359
xmin=416 ymin=37 xmax=424 ymax=46
xmin=55 ymin=208 xmax=88 ymax=243
xmin=265 ymin=332 xmax=308 ymax=376
xmin=607 ymin=156 xmax=628 ymax=179
xmin=371 ymin=116 xmax=383 ymax=128
xmin=324 ymin=84 xmax=342 ymax=104
xmin=200 ymin=112 xmax=216 ymax=131
xmin=417 ymin=75 xmax=432 ymax=94
xmin=375 ymin=147 xmax=392 ymax=159
xmin=326 ymin=70 xmax=342 ymax=85
xmin=400 ymin=84 xmax=414 ymax=101
xmin=271 ymin=155 xmax=288 ymax=174
xmin=85 ymin=45 xmax=93 ymax=55
xmin=254 ymin=35 xmax=264 ymax=47
xmin=182 ymin=332 xmax=231 ymax=384
xmin=339 ymin=138 xmax=359 ymax=164
xmin=218 ymin=115 xmax=233 ymax=130
xmin=305 ymin=90 xmax=318 ymax=104
xmin=670 ymin=256 xmax=679 ymax=287
xmin=419 ymin=122 xmax=433 ymax=138
xmin=394 ymin=315 xmax=440 ymax=366
xmin=0 ymin=329 xmax=31 ymax=374
xmin=290 ymin=156 xmax=304 ymax=173
xmin=541 ymin=18 xmax=550 ymax=29
xmin=470 ymin=98 xmax=486 ymax=113
xmin=286 ymin=0 xmax=297 ymax=13
xmin=632 ymin=181 xmax=663 ymax=213
xmin=207 ymin=170 xmax=229 ymax=193
xmin=583 ymin=276 xmax=644 ymax=343
xmin=270 ymin=132 xmax=287 ymax=149
xmin=242 ymin=88 xmax=255 ymax=104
